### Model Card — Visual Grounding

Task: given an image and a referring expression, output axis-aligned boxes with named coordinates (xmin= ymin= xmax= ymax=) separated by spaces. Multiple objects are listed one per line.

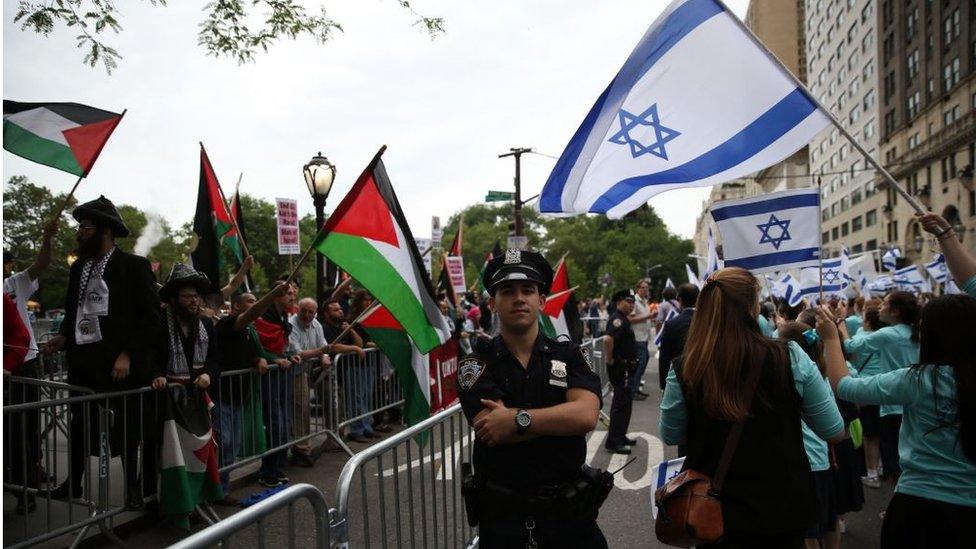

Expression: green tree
xmin=13 ymin=0 xmax=445 ymax=73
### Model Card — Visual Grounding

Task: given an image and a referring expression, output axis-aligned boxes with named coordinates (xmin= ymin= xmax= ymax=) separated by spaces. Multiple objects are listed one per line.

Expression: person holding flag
xmin=457 ymin=249 xmax=607 ymax=548
xmin=919 ymin=212 xmax=976 ymax=297
xmin=628 ymin=279 xmax=655 ymax=400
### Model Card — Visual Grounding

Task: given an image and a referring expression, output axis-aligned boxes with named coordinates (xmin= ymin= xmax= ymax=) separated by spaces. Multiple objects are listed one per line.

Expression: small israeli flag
xmin=685 ymin=264 xmax=701 ymax=288
xmin=710 ymin=188 xmax=821 ymax=273
xmin=799 ymin=255 xmax=850 ymax=298
xmin=882 ymin=247 xmax=901 ymax=272
xmin=650 ymin=456 xmax=686 ymax=520
xmin=772 ymin=272 xmax=804 ymax=307
xmin=703 ymin=227 xmax=722 ymax=280
xmin=665 ymin=278 xmax=676 ymax=290
xmin=654 ymin=306 xmax=678 ymax=347
xmin=539 ymin=0 xmax=831 ymax=218
xmin=893 ymin=265 xmax=930 ymax=293
xmin=924 ymin=254 xmax=949 ymax=284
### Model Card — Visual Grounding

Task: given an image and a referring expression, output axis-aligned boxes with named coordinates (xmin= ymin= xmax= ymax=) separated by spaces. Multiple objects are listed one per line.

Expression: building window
xmin=852 ymin=243 xmax=863 ymax=253
xmin=944 ymin=58 xmax=960 ymax=91
xmin=883 ymin=36 xmax=893 ymax=62
xmin=927 ymin=77 xmax=935 ymax=101
xmin=884 ymin=71 xmax=895 ymax=101
xmin=944 ymin=104 xmax=961 ymax=126
xmin=832 ymin=226 xmax=840 ymax=240
xmin=823 ymin=231 xmax=830 ymax=244
xmin=866 ymin=180 xmax=877 ymax=198
xmin=884 ymin=111 xmax=896 ymax=134
xmin=907 ymin=49 xmax=919 ymax=79
xmin=906 ymin=8 xmax=918 ymax=39
xmin=851 ymin=187 xmax=863 ymax=205
xmin=841 ymin=196 xmax=850 ymax=212
xmin=863 ymin=89 xmax=876 ymax=111
xmin=907 ymin=91 xmax=921 ymax=119
xmin=840 ymin=143 xmax=849 ymax=162
xmin=908 ymin=132 xmax=920 ymax=149
xmin=866 ymin=209 xmax=877 ymax=226
xmin=943 ymin=9 xmax=960 ymax=45
xmin=841 ymin=222 xmax=850 ymax=237
xmin=849 ymin=106 xmax=860 ymax=125
xmin=866 ymin=239 xmax=877 ymax=250
xmin=831 ymin=202 xmax=839 ymax=216
xmin=852 ymin=216 xmax=863 ymax=232
xmin=863 ymin=118 xmax=876 ymax=139
xmin=861 ymin=1 xmax=873 ymax=24
xmin=862 ymin=58 xmax=874 ymax=81
xmin=847 ymin=51 xmax=859 ymax=72
xmin=861 ymin=30 xmax=874 ymax=54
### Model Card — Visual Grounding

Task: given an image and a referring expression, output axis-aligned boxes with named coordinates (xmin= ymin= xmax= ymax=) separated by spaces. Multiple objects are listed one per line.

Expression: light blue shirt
xmin=848 ymin=328 xmax=884 ymax=378
xmin=844 ymin=315 xmax=863 ymax=337
xmin=660 ymin=341 xmax=844 ymax=448
xmin=963 ymin=275 xmax=976 ymax=298
xmin=843 ymin=324 xmax=919 ymax=416
xmin=757 ymin=314 xmax=775 ymax=338
xmin=837 ymin=366 xmax=976 ymax=507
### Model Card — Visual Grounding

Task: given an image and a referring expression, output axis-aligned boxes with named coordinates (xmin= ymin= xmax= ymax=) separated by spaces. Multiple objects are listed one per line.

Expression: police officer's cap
xmin=611 ymin=288 xmax=636 ymax=303
xmin=482 ymin=249 xmax=553 ymax=295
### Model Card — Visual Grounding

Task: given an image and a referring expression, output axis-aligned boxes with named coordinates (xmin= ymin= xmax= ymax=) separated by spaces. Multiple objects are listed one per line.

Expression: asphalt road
xmin=51 ymin=352 xmax=890 ymax=548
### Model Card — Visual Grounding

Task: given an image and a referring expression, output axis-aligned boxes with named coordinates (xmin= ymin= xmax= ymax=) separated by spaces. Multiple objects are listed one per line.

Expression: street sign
xmin=507 ymin=235 xmax=528 ymax=250
xmin=485 ymin=190 xmax=515 ymax=202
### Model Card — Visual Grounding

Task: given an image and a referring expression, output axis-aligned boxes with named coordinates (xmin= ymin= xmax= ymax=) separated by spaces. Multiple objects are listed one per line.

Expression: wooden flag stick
xmin=330 ymin=299 xmax=381 ymax=344
xmin=227 ymin=172 xmax=251 ymax=258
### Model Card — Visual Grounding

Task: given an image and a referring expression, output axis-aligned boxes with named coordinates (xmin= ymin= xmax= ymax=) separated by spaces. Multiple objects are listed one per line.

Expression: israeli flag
xmin=799 ymin=256 xmax=850 ymax=298
xmin=924 ymin=254 xmax=949 ymax=284
xmin=772 ymin=272 xmax=804 ymax=307
xmin=665 ymin=277 xmax=676 ymax=289
xmin=882 ymin=247 xmax=901 ymax=272
xmin=539 ymin=0 xmax=831 ymax=218
xmin=710 ymin=188 xmax=821 ymax=273
xmin=654 ymin=306 xmax=678 ymax=347
xmin=685 ymin=264 xmax=701 ymax=288
xmin=893 ymin=265 xmax=930 ymax=293
xmin=858 ymin=267 xmax=871 ymax=301
xmin=865 ymin=275 xmax=896 ymax=296
xmin=650 ymin=456 xmax=686 ymax=520
xmin=703 ymin=227 xmax=722 ymax=280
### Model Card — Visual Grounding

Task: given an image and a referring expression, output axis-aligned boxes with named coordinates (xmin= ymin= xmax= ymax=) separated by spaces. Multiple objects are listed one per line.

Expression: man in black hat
xmin=603 ymin=289 xmax=638 ymax=455
xmin=457 ymin=249 xmax=608 ymax=548
xmin=42 ymin=195 xmax=161 ymax=509
xmin=152 ymin=264 xmax=218 ymax=389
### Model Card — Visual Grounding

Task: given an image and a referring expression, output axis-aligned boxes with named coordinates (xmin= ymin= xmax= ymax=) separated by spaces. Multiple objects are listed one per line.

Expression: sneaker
xmin=258 ymin=477 xmax=282 ymax=488
xmin=605 ymin=444 xmax=632 ymax=455
xmin=861 ymin=475 xmax=881 ymax=489
xmin=276 ymin=473 xmax=290 ymax=484
xmin=633 ymin=393 xmax=648 ymax=401
xmin=624 ymin=436 xmax=638 ymax=446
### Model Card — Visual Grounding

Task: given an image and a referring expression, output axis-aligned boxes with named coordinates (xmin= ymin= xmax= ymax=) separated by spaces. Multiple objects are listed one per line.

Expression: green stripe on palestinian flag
xmin=360 ymin=305 xmax=430 ymax=429
xmin=191 ymin=144 xmax=242 ymax=294
xmin=3 ymin=101 xmax=123 ymax=176
xmin=315 ymin=147 xmax=450 ymax=353
xmin=158 ymin=387 xmax=223 ymax=530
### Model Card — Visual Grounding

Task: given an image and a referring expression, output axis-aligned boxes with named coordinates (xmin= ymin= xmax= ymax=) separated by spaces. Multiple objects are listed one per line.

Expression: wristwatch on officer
xmin=515 ymin=409 xmax=532 ymax=435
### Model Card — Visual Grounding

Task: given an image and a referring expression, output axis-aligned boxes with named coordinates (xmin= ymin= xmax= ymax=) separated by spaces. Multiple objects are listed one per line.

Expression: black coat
xmin=60 ymin=248 xmax=160 ymax=391
xmin=657 ymin=308 xmax=694 ymax=386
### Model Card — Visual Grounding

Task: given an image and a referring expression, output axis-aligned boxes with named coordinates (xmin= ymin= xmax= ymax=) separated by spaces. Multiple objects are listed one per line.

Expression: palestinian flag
xmin=314 ymin=147 xmax=450 ymax=353
xmin=191 ymin=144 xmax=242 ymax=294
xmin=3 ymin=101 xmax=123 ymax=176
xmin=158 ymin=385 xmax=223 ymax=530
xmin=437 ymin=252 xmax=460 ymax=309
xmin=540 ymin=257 xmax=583 ymax=343
xmin=474 ymin=240 xmax=503 ymax=292
xmin=445 ymin=218 xmax=463 ymax=257
xmin=359 ymin=305 xmax=430 ymax=429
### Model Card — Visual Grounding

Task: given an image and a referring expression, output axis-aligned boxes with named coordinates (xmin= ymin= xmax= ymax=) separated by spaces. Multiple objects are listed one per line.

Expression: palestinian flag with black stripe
xmin=3 ymin=101 xmax=123 ymax=176
xmin=191 ymin=144 xmax=242 ymax=294
xmin=540 ymin=256 xmax=583 ymax=343
xmin=474 ymin=240 xmax=503 ymax=292
xmin=158 ymin=385 xmax=223 ymax=530
xmin=314 ymin=146 xmax=450 ymax=353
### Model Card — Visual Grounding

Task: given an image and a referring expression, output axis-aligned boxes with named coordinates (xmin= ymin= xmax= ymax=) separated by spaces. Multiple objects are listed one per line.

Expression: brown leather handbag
xmin=654 ymin=354 xmax=765 ymax=547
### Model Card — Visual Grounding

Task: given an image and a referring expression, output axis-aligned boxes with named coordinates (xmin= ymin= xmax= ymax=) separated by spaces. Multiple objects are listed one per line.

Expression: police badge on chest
xmin=549 ymin=360 xmax=568 ymax=388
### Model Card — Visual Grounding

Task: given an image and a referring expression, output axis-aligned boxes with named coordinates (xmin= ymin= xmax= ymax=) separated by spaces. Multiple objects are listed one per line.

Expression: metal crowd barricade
xmin=3 ymin=381 xmax=159 ymax=549
xmin=332 ymin=349 xmax=402 ymax=439
xmin=328 ymin=403 xmax=477 ymax=549
xmin=168 ymin=483 xmax=331 ymax=549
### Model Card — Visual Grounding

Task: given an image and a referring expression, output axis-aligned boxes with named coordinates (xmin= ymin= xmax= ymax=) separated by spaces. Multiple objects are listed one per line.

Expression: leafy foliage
xmin=13 ymin=0 xmax=445 ymax=73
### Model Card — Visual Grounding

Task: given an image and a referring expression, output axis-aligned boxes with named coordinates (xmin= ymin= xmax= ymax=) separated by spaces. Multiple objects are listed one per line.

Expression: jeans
xmin=344 ymin=362 xmax=375 ymax=437
xmin=260 ymin=369 xmax=291 ymax=480
xmin=216 ymin=401 xmax=243 ymax=492
xmin=628 ymin=341 xmax=649 ymax=394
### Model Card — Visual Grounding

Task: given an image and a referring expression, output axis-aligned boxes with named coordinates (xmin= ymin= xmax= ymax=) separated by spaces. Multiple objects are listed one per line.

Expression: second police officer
xmin=457 ymin=249 xmax=611 ymax=548
xmin=603 ymin=289 xmax=638 ymax=455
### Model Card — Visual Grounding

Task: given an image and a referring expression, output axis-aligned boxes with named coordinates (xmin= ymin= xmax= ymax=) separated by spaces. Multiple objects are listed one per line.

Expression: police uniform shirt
xmin=457 ymin=334 xmax=602 ymax=490
xmin=605 ymin=311 xmax=637 ymax=362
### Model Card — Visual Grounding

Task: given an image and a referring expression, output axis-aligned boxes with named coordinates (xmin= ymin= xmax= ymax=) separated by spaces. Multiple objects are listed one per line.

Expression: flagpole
xmin=817 ymin=175 xmax=825 ymax=302
xmin=330 ymin=299 xmax=382 ymax=343
xmin=714 ymin=0 xmax=924 ymax=214
xmin=229 ymin=172 xmax=251 ymax=258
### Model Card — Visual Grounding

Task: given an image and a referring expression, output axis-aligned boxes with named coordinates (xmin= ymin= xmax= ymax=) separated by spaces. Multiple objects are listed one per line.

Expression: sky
xmin=3 ymin=0 xmax=749 ymax=241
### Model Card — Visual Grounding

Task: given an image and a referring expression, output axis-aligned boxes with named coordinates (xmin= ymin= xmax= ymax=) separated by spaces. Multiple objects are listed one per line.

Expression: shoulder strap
xmin=711 ymin=347 xmax=768 ymax=495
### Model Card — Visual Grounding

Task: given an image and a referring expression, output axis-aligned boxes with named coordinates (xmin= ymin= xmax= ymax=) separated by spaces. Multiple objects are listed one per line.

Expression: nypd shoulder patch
xmin=458 ymin=358 xmax=487 ymax=391
xmin=612 ymin=318 xmax=622 ymax=327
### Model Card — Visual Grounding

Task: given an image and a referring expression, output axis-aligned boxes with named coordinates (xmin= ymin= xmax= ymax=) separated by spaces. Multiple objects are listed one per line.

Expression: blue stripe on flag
xmin=589 ymin=88 xmax=818 ymax=213
xmin=710 ymin=192 xmax=820 ymax=221
xmin=539 ymin=0 xmax=724 ymax=212
xmin=656 ymin=459 xmax=670 ymax=488
xmin=725 ymin=247 xmax=820 ymax=271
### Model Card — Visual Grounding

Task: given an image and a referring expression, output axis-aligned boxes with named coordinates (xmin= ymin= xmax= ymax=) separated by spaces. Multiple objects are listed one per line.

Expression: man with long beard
xmin=42 ymin=196 xmax=160 ymax=510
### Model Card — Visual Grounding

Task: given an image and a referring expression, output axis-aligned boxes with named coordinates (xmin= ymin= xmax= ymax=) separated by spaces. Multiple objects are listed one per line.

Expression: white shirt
xmin=631 ymin=295 xmax=652 ymax=342
xmin=4 ymin=271 xmax=39 ymax=361
xmin=288 ymin=315 xmax=326 ymax=367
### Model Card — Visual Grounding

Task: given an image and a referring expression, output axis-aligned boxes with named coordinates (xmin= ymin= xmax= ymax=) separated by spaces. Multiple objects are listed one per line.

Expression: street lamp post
xmin=304 ymin=152 xmax=336 ymax=303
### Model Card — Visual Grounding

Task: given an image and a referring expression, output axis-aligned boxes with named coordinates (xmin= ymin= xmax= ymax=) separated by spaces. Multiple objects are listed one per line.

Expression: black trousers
xmin=606 ymin=365 xmax=633 ymax=448
xmin=479 ymin=516 xmax=607 ymax=549
xmin=881 ymin=492 xmax=976 ymax=549
xmin=879 ymin=414 xmax=902 ymax=480
xmin=5 ymin=359 xmax=41 ymax=493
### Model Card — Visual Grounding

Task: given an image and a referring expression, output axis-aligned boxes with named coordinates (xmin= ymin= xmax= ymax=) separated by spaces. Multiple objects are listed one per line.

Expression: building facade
xmin=877 ymin=0 xmax=976 ymax=264
xmin=807 ymin=0 xmax=884 ymax=258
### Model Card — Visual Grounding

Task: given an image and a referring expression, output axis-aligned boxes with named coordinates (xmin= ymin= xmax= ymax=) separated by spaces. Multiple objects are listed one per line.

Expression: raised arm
xmin=919 ymin=212 xmax=976 ymax=286
xmin=233 ymin=281 xmax=287 ymax=331
xmin=26 ymin=220 xmax=58 ymax=280
xmin=220 ymin=255 xmax=254 ymax=302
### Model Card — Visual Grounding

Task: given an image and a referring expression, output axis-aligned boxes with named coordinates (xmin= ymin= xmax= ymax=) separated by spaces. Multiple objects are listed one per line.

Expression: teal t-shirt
xmin=660 ymin=341 xmax=844 ymax=450
xmin=843 ymin=324 xmax=919 ymax=416
xmin=757 ymin=314 xmax=776 ymax=338
xmin=800 ymin=375 xmax=833 ymax=472
xmin=844 ymin=314 xmax=863 ymax=337
xmin=963 ymin=275 xmax=976 ymax=298
xmin=837 ymin=366 xmax=976 ymax=507
xmin=847 ymin=328 xmax=885 ymax=378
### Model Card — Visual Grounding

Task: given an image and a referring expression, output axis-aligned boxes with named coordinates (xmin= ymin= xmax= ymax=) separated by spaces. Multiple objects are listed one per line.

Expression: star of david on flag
xmin=798 ymin=255 xmax=850 ymax=299
xmin=710 ymin=188 xmax=821 ymax=274
xmin=608 ymin=104 xmax=681 ymax=159
xmin=924 ymin=254 xmax=949 ymax=284
xmin=538 ymin=0 xmax=831 ymax=218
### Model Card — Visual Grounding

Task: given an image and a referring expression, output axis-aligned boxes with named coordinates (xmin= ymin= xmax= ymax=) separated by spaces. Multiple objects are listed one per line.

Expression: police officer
xmin=603 ymin=289 xmax=638 ymax=455
xmin=458 ymin=249 xmax=608 ymax=548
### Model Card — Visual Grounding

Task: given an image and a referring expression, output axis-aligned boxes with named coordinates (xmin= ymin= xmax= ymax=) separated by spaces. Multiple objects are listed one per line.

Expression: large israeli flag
xmin=710 ymin=188 xmax=821 ymax=273
xmin=893 ymin=265 xmax=930 ymax=293
xmin=539 ymin=0 xmax=831 ymax=218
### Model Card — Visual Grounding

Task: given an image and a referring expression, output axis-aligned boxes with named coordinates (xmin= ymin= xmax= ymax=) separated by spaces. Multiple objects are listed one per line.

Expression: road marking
xmin=603 ymin=431 xmax=664 ymax=491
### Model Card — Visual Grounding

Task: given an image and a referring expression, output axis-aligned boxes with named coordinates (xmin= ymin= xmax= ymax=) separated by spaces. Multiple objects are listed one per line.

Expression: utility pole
xmin=498 ymin=147 xmax=533 ymax=238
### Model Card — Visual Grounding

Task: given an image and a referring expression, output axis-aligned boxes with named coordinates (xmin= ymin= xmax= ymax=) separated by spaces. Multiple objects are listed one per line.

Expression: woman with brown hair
xmin=659 ymin=267 xmax=845 ymax=548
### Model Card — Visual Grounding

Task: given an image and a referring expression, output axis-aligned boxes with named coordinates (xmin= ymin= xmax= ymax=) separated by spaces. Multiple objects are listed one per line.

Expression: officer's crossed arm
xmin=472 ymin=389 xmax=600 ymax=447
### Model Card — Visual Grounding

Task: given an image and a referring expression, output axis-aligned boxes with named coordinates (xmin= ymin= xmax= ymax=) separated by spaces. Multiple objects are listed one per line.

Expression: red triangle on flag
xmin=62 ymin=115 xmax=124 ymax=176
xmin=325 ymin=174 xmax=399 ymax=247
xmin=360 ymin=304 xmax=404 ymax=330
xmin=542 ymin=287 xmax=575 ymax=317
xmin=551 ymin=259 xmax=570 ymax=294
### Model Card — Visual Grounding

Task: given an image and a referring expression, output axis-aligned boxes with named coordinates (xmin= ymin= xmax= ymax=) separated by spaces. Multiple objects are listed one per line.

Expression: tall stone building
xmin=877 ymin=0 xmax=976 ymax=264
xmin=746 ymin=0 xmax=815 ymax=193
xmin=807 ymin=0 xmax=884 ymax=258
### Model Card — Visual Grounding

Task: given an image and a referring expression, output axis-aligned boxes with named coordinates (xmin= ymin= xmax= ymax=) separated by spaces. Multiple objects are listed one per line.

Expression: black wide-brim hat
xmin=72 ymin=195 xmax=130 ymax=237
xmin=159 ymin=263 xmax=211 ymax=301
xmin=482 ymin=249 xmax=554 ymax=295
